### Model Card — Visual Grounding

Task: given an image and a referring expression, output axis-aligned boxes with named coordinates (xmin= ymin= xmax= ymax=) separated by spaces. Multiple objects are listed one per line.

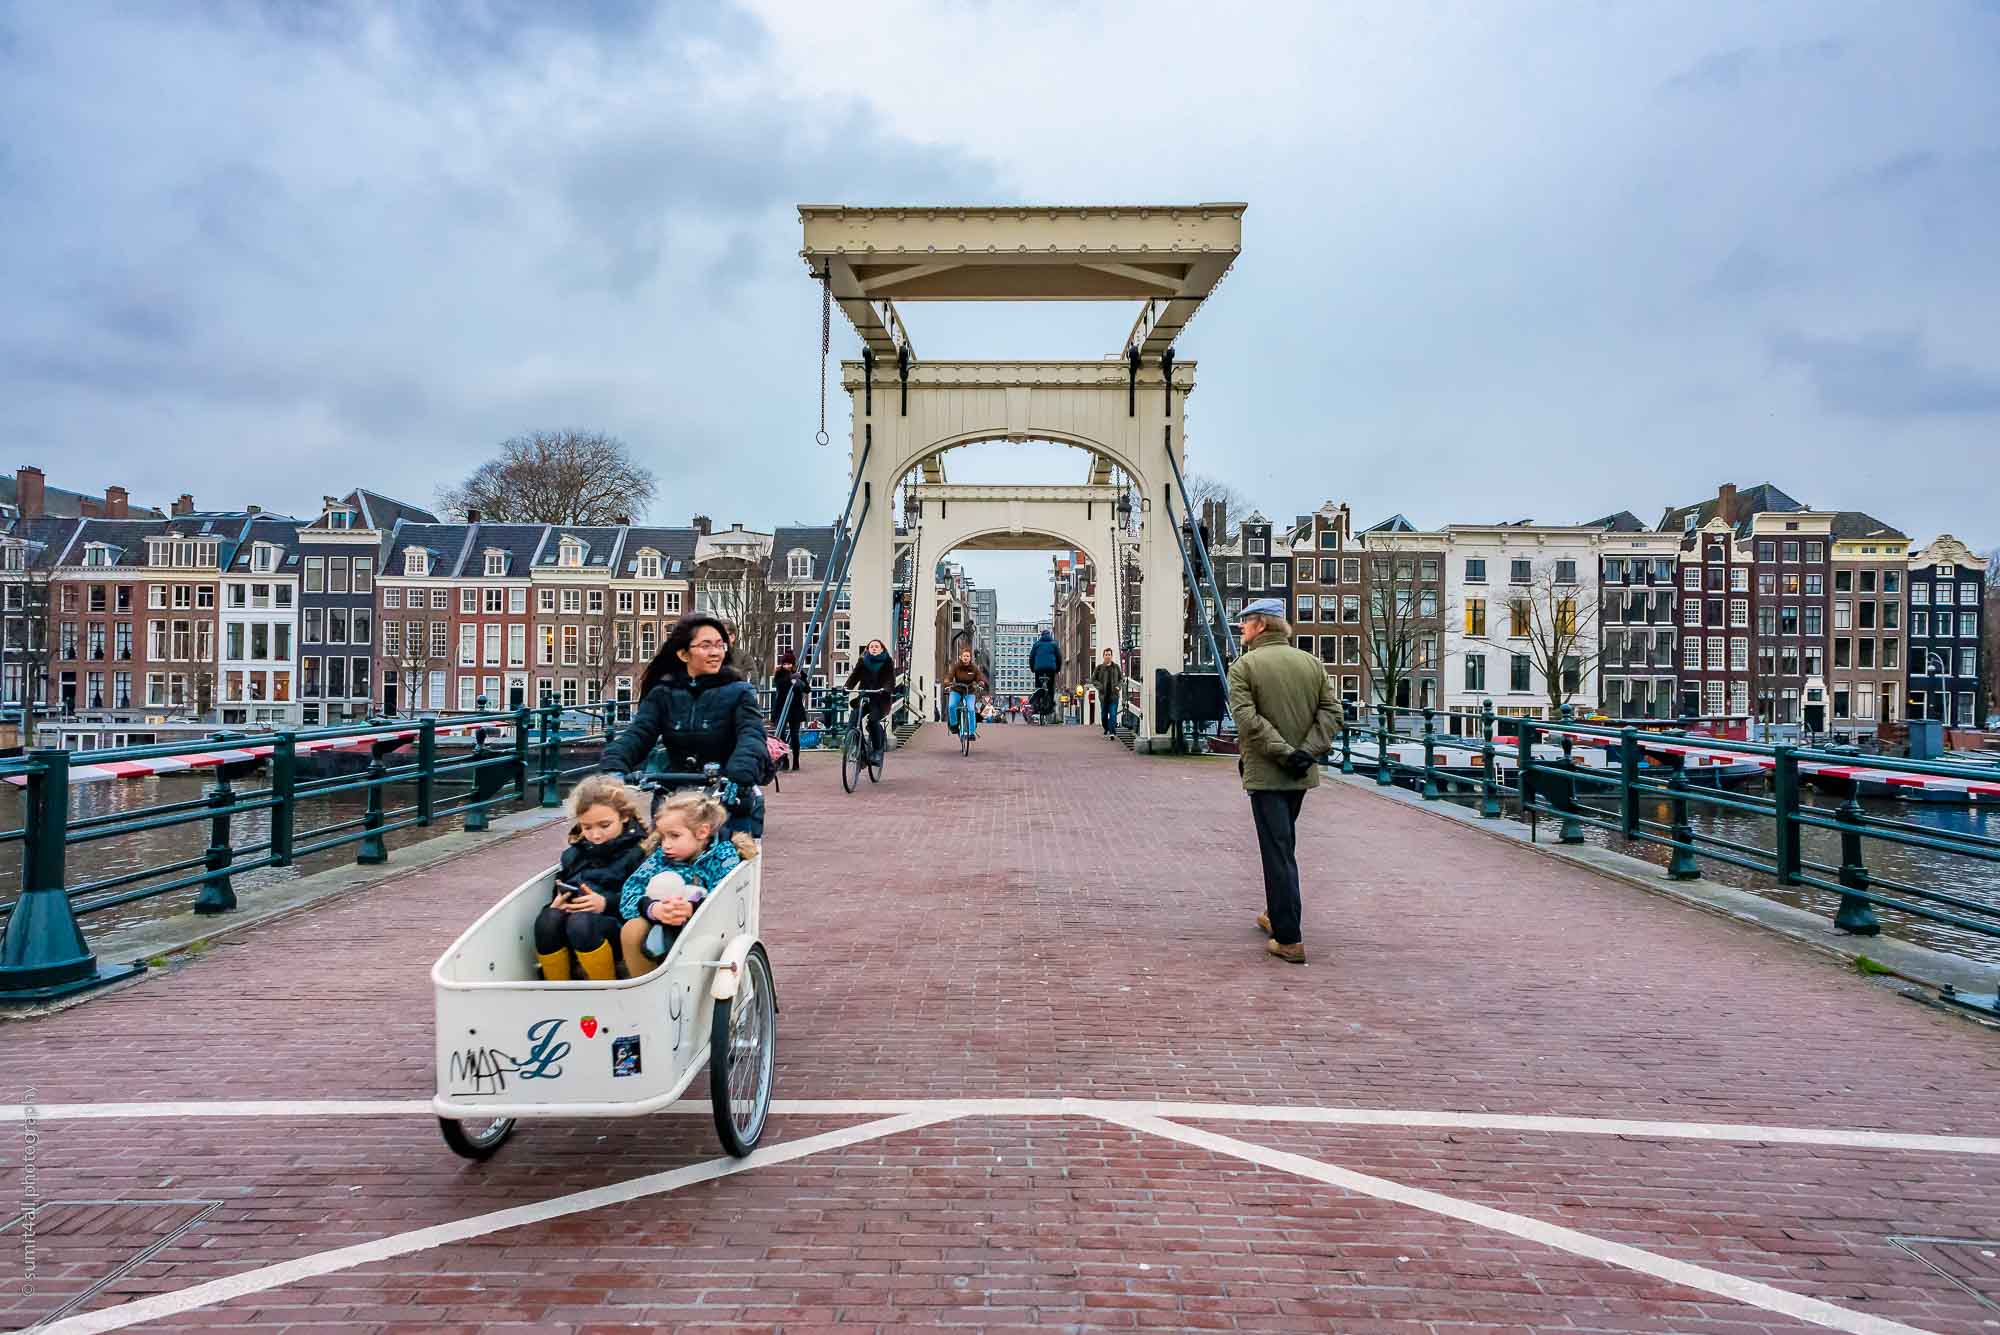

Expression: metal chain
xmin=815 ymin=273 xmax=831 ymax=447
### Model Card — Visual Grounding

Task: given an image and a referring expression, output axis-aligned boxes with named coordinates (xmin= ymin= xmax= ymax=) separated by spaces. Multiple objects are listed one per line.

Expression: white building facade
xmin=1442 ymin=524 xmax=1603 ymax=720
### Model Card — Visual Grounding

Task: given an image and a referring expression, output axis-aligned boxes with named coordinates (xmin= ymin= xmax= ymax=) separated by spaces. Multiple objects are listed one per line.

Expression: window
xmin=1961 ymin=648 xmax=1978 ymax=678
xmin=1509 ymin=599 xmax=1530 ymax=638
xmin=1834 ymin=638 xmax=1851 ymax=668
xmin=1342 ymin=595 xmax=1360 ymax=623
xmin=1319 ymin=559 xmax=1338 ymax=583
xmin=1963 ymin=612 xmax=1978 ymax=639
xmin=1729 ymin=638 xmax=1748 ymax=672
xmin=1684 ymin=599 xmax=1702 ymax=628
xmin=1468 ymin=557 xmax=1497 ymax=585
xmin=538 ymin=588 xmax=556 ymax=612
xmin=510 ymin=624 xmax=527 ymax=668
xmin=560 ymin=588 xmax=582 ymax=614
xmin=1860 ymin=570 xmax=1877 ymax=593
xmin=1779 ymin=605 xmax=1798 ymax=636
xmin=1882 ymin=570 xmax=1901 ymax=594
xmin=1780 ymin=573 xmax=1799 ymax=596
xmin=1804 ymin=574 xmax=1823 ymax=597
xmin=404 ymin=550 xmax=428 ymax=577
xmin=1882 ymin=601 xmax=1900 ymax=630
xmin=1247 ymin=535 xmax=1266 ymax=556
xmin=787 ymin=549 xmax=814 ymax=580
xmin=1963 ymin=582 xmax=1982 ymax=607
xmin=1911 ymin=610 xmax=1929 ymax=638
xmin=382 ymin=620 xmax=403 ymax=657
xmin=1758 ymin=541 xmax=1776 ymax=562
xmin=430 ymin=621 xmax=448 ymax=658
xmin=1296 ymin=595 xmax=1316 ymax=622
xmin=459 ymin=624 xmax=477 ymax=666
xmin=561 ymin=625 xmax=579 ymax=666
xmin=1225 ymin=562 xmax=1242 ymax=585
xmin=1804 ymin=606 xmax=1823 ymax=637
xmin=1247 ymin=565 xmax=1265 ymax=592
xmin=1555 ymin=598 xmax=1576 ymax=635
xmin=1857 ymin=639 xmax=1875 ymax=669
xmin=459 ymin=676 xmax=477 ymax=711
xmin=1730 ymin=568 xmax=1749 ymax=593
xmin=1343 ymin=636 xmax=1361 ymax=665
xmin=1420 ymin=590 xmax=1438 ymax=617
xmin=1835 ymin=570 xmax=1852 ymax=593
xmin=1560 ymin=656 xmax=1580 ymax=695
xmin=1682 ymin=565 xmax=1701 ymax=592
xmin=1464 ymin=653 xmax=1486 ymax=691
xmin=1342 ymin=558 xmax=1361 ymax=583
xmin=481 ymin=624 xmax=499 ymax=666
xmin=1554 ymin=559 xmax=1578 ymax=585
xmin=1782 ymin=541 xmax=1800 ymax=563
xmin=1509 ymin=559 xmax=1531 ymax=584
xmin=1912 ymin=582 xmax=1930 ymax=606
xmin=1834 ymin=601 xmax=1850 ymax=630
xmin=1729 ymin=599 xmax=1748 ymax=628
xmin=1295 ymin=634 xmax=1313 ymax=657
xmin=1707 ymin=637 xmax=1725 ymax=671
xmin=1510 ymin=654 xmax=1531 ymax=692
xmin=1604 ymin=558 xmax=1626 ymax=585
xmin=1297 ymin=558 xmax=1314 ymax=584
xmin=431 ymin=588 xmax=448 ymax=610
xmin=1882 ymin=640 xmax=1899 ymax=671
xmin=537 ymin=625 xmax=555 ymax=666
xmin=1858 ymin=602 xmax=1876 ymax=630
xmin=1683 ymin=637 xmax=1702 ymax=670
xmin=303 ymin=556 xmax=324 ymax=593
xmin=382 ymin=588 xmax=401 ymax=611
xmin=1270 ymin=561 xmax=1288 ymax=587
xmin=303 ymin=608 xmax=323 ymax=643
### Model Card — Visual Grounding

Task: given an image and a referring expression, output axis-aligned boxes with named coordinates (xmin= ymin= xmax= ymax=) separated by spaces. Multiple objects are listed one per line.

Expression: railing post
xmin=464 ymin=700 xmax=493 ymax=833
xmin=1665 ymin=751 xmax=1700 ymax=880
xmin=537 ymin=705 xmax=561 ymax=807
xmin=1831 ymin=794 xmax=1881 ymax=935
xmin=1479 ymin=701 xmax=1501 ymax=819
xmin=1375 ymin=703 xmax=1393 ymax=786
xmin=1519 ymin=718 xmax=1540 ymax=815
xmin=0 ymin=749 xmax=140 ymax=1001
xmin=512 ymin=706 xmax=531 ymax=801
xmin=1556 ymin=705 xmax=1583 ymax=844
xmin=1772 ymin=745 xmax=1801 ymax=885
xmin=193 ymin=773 xmax=238 ymax=915
xmin=1420 ymin=706 xmax=1439 ymax=800
xmin=357 ymin=740 xmax=390 ymax=865
xmin=416 ymin=717 xmax=437 ymax=827
xmin=1339 ymin=703 xmax=1355 ymax=775
xmin=1618 ymin=726 xmax=1639 ymax=838
xmin=270 ymin=732 xmax=296 ymax=867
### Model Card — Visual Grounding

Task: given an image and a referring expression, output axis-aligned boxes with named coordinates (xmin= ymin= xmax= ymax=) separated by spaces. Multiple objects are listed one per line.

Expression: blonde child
xmin=617 ymin=790 xmax=760 ymax=977
xmin=536 ymin=775 xmax=649 ymax=981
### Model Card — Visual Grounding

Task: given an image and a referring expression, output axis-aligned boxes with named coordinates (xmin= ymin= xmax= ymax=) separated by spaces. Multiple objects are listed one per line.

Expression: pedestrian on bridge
xmin=1226 ymin=598 xmax=1339 ymax=965
xmin=1092 ymin=649 xmax=1124 ymax=736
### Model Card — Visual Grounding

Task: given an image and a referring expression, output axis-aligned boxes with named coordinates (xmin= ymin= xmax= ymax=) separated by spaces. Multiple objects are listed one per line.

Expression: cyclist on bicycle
xmin=944 ymin=647 xmax=989 ymax=742
xmin=1029 ymin=628 xmax=1062 ymax=717
xmin=843 ymin=638 xmax=898 ymax=766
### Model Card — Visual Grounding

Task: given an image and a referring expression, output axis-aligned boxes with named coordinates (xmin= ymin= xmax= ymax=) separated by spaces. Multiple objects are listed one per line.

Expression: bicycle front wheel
xmin=841 ymin=729 xmax=862 ymax=792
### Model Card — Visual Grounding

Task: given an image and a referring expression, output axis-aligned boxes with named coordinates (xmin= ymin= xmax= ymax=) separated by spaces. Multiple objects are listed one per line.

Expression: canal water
xmin=0 ymin=771 xmax=541 ymax=940
xmin=1441 ymin=779 xmax=2000 ymax=964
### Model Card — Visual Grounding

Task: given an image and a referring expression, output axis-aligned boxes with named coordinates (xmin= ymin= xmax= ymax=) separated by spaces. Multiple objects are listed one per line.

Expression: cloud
xmin=1770 ymin=329 xmax=2000 ymax=419
xmin=1703 ymin=244 xmax=1804 ymax=299
xmin=1662 ymin=37 xmax=1845 ymax=94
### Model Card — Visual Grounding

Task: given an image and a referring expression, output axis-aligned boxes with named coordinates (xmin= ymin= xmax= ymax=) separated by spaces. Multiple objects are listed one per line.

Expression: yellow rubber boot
xmin=574 ymin=941 xmax=617 ymax=982
xmin=536 ymin=949 xmax=572 ymax=981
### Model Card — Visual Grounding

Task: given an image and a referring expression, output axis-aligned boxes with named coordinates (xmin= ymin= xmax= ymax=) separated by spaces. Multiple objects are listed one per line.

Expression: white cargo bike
xmin=431 ymin=769 xmax=776 ymax=1160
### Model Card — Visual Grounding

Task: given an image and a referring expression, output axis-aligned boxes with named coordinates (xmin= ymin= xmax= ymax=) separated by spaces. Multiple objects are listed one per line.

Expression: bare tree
xmin=700 ymin=557 xmax=778 ymax=688
xmin=1360 ymin=554 xmax=1449 ymax=713
xmin=4 ymin=569 xmax=55 ymax=748
xmin=1473 ymin=562 xmax=1601 ymax=716
xmin=438 ymin=431 xmax=656 ymax=525
xmin=1182 ymin=473 xmax=1255 ymax=542
xmin=387 ymin=615 xmax=445 ymax=715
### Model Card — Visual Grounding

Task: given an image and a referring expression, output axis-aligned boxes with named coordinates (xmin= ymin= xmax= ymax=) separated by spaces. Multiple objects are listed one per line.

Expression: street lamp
xmin=1924 ymin=649 xmax=1953 ymax=725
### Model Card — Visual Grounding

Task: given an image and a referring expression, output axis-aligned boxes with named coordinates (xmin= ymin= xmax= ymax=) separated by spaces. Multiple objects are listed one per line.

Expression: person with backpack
xmin=1029 ymin=629 xmax=1062 ymax=718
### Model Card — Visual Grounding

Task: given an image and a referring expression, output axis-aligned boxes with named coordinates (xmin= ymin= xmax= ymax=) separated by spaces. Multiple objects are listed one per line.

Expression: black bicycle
xmin=840 ymin=688 xmax=894 ymax=793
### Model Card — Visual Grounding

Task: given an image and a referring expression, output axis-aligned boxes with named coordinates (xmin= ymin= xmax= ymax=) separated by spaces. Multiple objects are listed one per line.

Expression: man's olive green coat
xmin=1226 ymin=628 xmax=1341 ymax=791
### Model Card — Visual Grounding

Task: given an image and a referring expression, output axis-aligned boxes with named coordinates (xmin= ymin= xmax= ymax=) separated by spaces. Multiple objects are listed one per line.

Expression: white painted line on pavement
xmin=37 ymin=1109 xmax=959 ymax=1335
xmin=1097 ymin=1110 xmax=1940 ymax=1335
xmin=8 ymin=1095 xmax=1999 ymax=1157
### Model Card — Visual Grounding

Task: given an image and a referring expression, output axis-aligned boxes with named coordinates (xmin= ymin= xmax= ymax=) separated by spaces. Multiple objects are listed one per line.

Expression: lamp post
xmin=1924 ymin=649 xmax=1953 ymax=725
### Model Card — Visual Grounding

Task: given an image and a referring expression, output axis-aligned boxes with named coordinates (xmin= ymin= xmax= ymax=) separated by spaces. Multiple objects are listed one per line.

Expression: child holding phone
xmin=534 ymin=775 xmax=649 ymax=981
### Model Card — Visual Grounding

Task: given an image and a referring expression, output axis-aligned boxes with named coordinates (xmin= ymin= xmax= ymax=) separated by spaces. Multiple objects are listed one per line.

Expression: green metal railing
xmin=1 ymin=700 xmax=621 ymax=1004
xmin=1330 ymin=702 xmax=2000 ymax=1003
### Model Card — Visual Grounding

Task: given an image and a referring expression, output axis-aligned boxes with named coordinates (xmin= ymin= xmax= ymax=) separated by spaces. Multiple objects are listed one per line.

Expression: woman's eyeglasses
xmin=688 ymin=637 xmax=727 ymax=651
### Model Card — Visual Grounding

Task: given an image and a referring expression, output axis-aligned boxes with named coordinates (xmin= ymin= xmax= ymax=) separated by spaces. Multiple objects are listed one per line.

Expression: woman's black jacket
xmin=599 ymin=668 xmax=768 ymax=792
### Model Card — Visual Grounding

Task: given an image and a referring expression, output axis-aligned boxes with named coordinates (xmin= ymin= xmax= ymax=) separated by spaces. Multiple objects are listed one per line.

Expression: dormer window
xmin=251 ymin=544 xmax=277 ymax=573
xmin=84 ymin=543 xmax=113 ymax=568
xmin=1 ymin=546 xmax=22 ymax=573
xmin=559 ymin=538 xmax=585 ymax=569
xmin=637 ymin=550 xmax=662 ymax=579
xmin=326 ymin=508 xmax=355 ymax=530
xmin=1684 ymin=513 xmax=1697 ymax=532
xmin=485 ymin=551 xmax=507 ymax=577
xmin=405 ymin=549 xmax=429 ymax=578
xmin=787 ymin=549 xmax=814 ymax=580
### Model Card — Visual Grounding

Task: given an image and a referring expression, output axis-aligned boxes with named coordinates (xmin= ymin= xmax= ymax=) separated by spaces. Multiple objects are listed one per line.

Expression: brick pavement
xmin=4 ymin=723 xmax=1999 ymax=1332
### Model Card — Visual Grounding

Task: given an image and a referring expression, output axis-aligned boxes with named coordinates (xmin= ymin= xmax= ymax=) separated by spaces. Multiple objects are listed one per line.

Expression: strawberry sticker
xmin=579 ymin=1016 xmax=599 ymax=1039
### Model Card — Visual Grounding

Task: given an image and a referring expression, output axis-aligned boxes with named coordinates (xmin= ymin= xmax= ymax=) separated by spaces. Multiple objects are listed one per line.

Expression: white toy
xmin=643 ymin=871 xmax=700 ymax=957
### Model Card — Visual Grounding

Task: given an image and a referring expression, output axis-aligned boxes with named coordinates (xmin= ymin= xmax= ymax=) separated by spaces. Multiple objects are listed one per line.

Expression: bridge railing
xmin=1330 ymin=702 xmax=2000 ymax=966
xmin=1 ymin=700 xmax=622 ymax=1005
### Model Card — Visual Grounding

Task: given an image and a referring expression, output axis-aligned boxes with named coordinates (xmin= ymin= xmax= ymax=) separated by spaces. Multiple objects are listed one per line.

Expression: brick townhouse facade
xmin=1906 ymin=535 xmax=1985 ymax=727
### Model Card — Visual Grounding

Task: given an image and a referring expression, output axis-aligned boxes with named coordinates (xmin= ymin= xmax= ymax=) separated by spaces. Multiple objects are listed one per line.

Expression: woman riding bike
xmin=944 ymin=647 xmax=988 ymax=744
xmin=842 ymin=638 xmax=898 ymax=766
xmin=600 ymin=615 xmax=769 ymax=837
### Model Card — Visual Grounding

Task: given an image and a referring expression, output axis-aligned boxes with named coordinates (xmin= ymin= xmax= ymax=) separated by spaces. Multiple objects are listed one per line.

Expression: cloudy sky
xmin=4 ymin=1 xmax=1995 ymax=620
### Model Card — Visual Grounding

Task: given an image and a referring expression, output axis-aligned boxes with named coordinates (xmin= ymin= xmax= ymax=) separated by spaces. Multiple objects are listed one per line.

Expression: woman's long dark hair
xmin=639 ymin=614 xmax=738 ymax=697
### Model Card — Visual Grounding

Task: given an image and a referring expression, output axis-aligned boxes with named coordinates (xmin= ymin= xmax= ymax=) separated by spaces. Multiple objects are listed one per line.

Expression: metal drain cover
xmin=0 ymin=1198 xmax=220 ymax=1328
xmin=1891 ymin=1235 xmax=2000 ymax=1313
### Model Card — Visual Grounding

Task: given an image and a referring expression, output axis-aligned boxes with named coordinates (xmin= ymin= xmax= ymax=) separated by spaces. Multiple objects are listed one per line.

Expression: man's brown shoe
xmin=1266 ymin=939 xmax=1306 ymax=965
xmin=1256 ymin=912 xmax=1271 ymax=935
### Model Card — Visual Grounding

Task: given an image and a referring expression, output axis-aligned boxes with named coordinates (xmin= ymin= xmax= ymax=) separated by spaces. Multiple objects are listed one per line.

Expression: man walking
xmin=1226 ymin=598 xmax=1339 ymax=964
xmin=1092 ymin=648 xmax=1124 ymax=736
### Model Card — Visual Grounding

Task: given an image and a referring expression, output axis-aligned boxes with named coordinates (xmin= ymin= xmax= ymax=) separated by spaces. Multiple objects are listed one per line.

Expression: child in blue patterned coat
xmin=617 ymin=789 xmax=760 ymax=976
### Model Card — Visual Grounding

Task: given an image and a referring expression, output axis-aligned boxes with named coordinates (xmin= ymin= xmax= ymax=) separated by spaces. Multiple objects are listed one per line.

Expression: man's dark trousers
xmin=1250 ymin=789 xmax=1306 ymax=945
xmin=1102 ymin=697 xmax=1119 ymax=734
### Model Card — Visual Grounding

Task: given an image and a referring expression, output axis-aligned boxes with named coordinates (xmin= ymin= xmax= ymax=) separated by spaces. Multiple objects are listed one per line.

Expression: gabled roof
xmin=4 ymin=516 xmax=85 ymax=570
xmin=1584 ymin=510 xmax=1647 ymax=533
xmin=458 ymin=523 xmax=548 ymax=577
xmin=536 ymin=526 xmax=625 ymax=571
xmin=1829 ymin=511 xmax=1909 ymax=543
xmin=59 ymin=516 xmax=250 ymax=569
xmin=383 ymin=522 xmax=472 ymax=576
xmin=228 ymin=517 xmax=305 ymax=572
xmin=617 ymin=526 xmax=697 ymax=578
xmin=353 ymin=490 xmax=440 ymax=530
xmin=1656 ymin=483 xmax=1805 ymax=536
xmin=769 ymin=525 xmax=840 ymax=581
xmin=1364 ymin=514 xmax=1418 ymax=533
xmin=0 ymin=475 xmax=164 ymax=519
